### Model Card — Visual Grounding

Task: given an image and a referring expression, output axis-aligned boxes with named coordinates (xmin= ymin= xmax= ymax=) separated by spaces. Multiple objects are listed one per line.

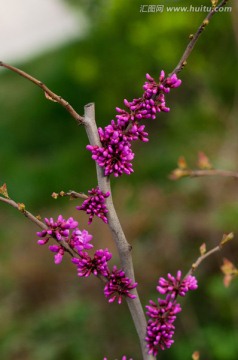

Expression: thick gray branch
xmin=84 ymin=103 xmax=155 ymax=360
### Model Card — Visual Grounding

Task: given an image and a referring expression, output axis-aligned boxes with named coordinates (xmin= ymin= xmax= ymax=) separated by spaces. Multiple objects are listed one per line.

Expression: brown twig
xmin=187 ymin=245 xmax=221 ymax=277
xmin=186 ymin=233 xmax=234 ymax=278
xmin=170 ymin=168 xmax=238 ymax=180
xmin=188 ymin=169 xmax=238 ymax=179
xmin=0 ymin=196 xmax=47 ymax=229
xmin=170 ymin=0 xmax=230 ymax=76
xmin=0 ymin=195 xmax=76 ymax=257
xmin=52 ymin=190 xmax=89 ymax=200
xmin=0 ymin=61 xmax=84 ymax=125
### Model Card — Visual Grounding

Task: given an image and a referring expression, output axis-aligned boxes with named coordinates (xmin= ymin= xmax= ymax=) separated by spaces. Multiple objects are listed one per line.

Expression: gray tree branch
xmin=84 ymin=103 xmax=155 ymax=360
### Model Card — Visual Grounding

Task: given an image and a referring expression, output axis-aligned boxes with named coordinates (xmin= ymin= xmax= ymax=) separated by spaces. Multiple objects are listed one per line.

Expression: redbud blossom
xmin=145 ymin=271 xmax=197 ymax=356
xmin=146 ymin=296 xmax=182 ymax=355
xmin=87 ymin=71 xmax=181 ymax=177
xmin=157 ymin=271 xmax=198 ymax=297
xmin=69 ymin=229 xmax=93 ymax=252
xmin=36 ymin=215 xmax=78 ymax=242
xmin=76 ymin=186 xmax=110 ymax=224
xmin=86 ymin=141 xmax=134 ymax=177
xmin=104 ymin=266 xmax=137 ymax=304
xmin=36 ymin=215 xmax=94 ymax=264
xmin=72 ymin=248 xmax=112 ymax=277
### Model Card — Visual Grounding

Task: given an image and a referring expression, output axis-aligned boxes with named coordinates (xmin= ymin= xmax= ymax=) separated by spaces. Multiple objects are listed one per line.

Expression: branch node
xmin=181 ymin=61 xmax=187 ymax=69
xmin=203 ymin=19 xmax=210 ymax=27
xmin=18 ymin=203 xmax=26 ymax=212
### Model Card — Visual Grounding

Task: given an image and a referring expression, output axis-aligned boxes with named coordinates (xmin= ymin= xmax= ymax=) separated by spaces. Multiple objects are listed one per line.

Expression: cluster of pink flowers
xmin=37 ymin=215 xmax=78 ymax=242
xmin=76 ymin=186 xmax=110 ymax=224
xmin=36 ymin=215 xmax=137 ymax=304
xmin=37 ymin=215 xmax=92 ymax=264
xmin=157 ymin=270 xmax=198 ymax=297
xmin=87 ymin=71 xmax=181 ymax=177
xmin=145 ymin=271 xmax=198 ymax=356
xmin=72 ymin=249 xmax=112 ymax=277
xmin=72 ymin=257 xmax=137 ymax=304
xmin=104 ymin=266 xmax=137 ymax=304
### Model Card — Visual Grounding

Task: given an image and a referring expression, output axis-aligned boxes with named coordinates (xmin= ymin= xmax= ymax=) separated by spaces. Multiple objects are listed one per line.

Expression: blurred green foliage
xmin=0 ymin=0 xmax=238 ymax=359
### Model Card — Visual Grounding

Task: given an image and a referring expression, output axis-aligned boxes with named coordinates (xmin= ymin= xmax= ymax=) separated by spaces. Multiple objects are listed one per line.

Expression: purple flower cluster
xmin=37 ymin=215 xmax=93 ymax=264
xmin=87 ymin=71 xmax=181 ymax=177
xmin=146 ymin=296 xmax=181 ymax=354
xmin=157 ymin=270 xmax=198 ymax=296
xmin=72 ymin=255 xmax=137 ymax=304
xmin=104 ymin=266 xmax=138 ymax=304
xmin=145 ymin=271 xmax=198 ymax=356
xmin=37 ymin=215 xmax=78 ymax=243
xmin=76 ymin=186 xmax=110 ymax=224
xmin=37 ymin=215 xmax=137 ymax=304
xmin=86 ymin=122 xmax=136 ymax=177
xmin=69 ymin=229 xmax=93 ymax=252
xmin=72 ymin=248 xmax=112 ymax=277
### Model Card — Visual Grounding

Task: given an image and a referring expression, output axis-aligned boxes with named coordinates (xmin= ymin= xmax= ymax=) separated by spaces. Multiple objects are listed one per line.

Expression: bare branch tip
xmin=0 ymin=183 xmax=10 ymax=198
xmin=220 ymin=232 xmax=234 ymax=247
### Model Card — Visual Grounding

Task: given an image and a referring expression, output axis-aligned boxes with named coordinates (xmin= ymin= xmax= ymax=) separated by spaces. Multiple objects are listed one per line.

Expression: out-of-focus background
xmin=0 ymin=0 xmax=237 ymax=359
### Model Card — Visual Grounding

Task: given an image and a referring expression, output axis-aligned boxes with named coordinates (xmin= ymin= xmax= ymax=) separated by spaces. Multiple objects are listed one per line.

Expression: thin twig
xmin=186 ymin=245 xmax=221 ymax=278
xmin=52 ymin=190 xmax=89 ymax=200
xmin=170 ymin=168 xmax=238 ymax=180
xmin=0 ymin=195 xmax=76 ymax=257
xmin=185 ymin=233 xmax=234 ymax=278
xmin=170 ymin=0 xmax=230 ymax=75
xmin=0 ymin=61 xmax=84 ymax=124
xmin=0 ymin=196 xmax=46 ymax=229
xmin=188 ymin=169 xmax=238 ymax=179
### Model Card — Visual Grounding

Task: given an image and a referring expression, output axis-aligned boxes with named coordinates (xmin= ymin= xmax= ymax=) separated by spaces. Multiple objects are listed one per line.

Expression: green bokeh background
xmin=0 ymin=0 xmax=238 ymax=359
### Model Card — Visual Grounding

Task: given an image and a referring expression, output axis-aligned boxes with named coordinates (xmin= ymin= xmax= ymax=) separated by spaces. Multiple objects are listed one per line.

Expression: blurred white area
xmin=0 ymin=0 xmax=86 ymax=63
